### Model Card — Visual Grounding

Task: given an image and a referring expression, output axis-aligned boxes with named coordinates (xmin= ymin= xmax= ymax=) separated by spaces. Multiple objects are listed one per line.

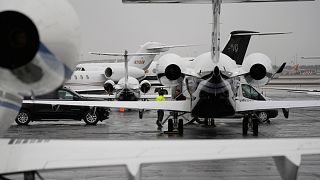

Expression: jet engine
xmin=0 ymin=0 xmax=80 ymax=134
xmin=104 ymin=65 xmax=145 ymax=82
xmin=140 ymin=80 xmax=151 ymax=93
xmin=156 ymin=53 xmax=186 ymax=86
xmin=242 ymin=53 xmax=272 ymax=86
xmin=104 ymin=80 xmax=115 ymax=94
xmin=0 ymin=0 xmax=80 ymax=96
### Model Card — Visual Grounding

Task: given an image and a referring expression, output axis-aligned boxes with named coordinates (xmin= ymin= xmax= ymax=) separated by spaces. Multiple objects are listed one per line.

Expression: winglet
xmin=273 ymin=154 xmax=301 ymax=180
xmin=276 ymin=62 xmax=287 ymax=74
xmin=271 ymin=62 xmax=287 ymax=80
xmin=125 ymin=162 xmax=142 ymax=180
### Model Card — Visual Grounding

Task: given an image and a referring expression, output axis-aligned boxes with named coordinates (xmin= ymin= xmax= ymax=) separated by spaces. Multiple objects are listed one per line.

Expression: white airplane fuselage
xmin=187 ymin=52 xmax=239 ymax=118
xmin=114 ymin=76 xmax=141 ymax=101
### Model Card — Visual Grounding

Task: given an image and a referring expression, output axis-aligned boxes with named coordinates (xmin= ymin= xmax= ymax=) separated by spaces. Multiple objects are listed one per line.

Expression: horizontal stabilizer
xmin=301 ymin=56 xmax=320 ymax=59
xmin=146 ymin=44 xmax=197 ymax=51
xmin=89 ymin=52 xmax=158 ymax=56
xmin=232 ymin=32 xmax=292 ymax=36
xmin=123 ymin=0 xmax=313 ymax=3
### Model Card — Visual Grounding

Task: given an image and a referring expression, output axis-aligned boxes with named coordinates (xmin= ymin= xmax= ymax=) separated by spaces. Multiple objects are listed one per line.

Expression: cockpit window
xmin=242 ymin=84 xmax=265 ymax=101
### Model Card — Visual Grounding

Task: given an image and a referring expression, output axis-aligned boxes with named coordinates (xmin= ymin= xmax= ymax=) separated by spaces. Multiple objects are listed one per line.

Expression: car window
xmin=242 ymin=84 xmax=265 ymax=101
xmin=57 ymin=90 xmax=75 ymax=100
xmin=35 ymin=92 xmax=59 ymax=100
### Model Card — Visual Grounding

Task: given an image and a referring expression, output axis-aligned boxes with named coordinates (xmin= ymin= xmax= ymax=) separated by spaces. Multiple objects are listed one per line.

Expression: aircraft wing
xmin=79 ymin=94 xmax=171 ymax=99
xmin=23 ymin=100 xmax=191 ymax=112
xmin=263 ymin=86 xmax=320 ymax=95
xmin=236 ymin=99 xmax=320 ymax=112
xmin=0 ymin=90 xmax=22 ymax=134
xmin=123 ymin=0 xmax=313 ymax=3
xmin=1 ymin=138 xmax=320 ymax=180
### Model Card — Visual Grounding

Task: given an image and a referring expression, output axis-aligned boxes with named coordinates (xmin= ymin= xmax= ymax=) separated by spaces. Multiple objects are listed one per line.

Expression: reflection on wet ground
xmin=2 ymin=89 xmax=320 ymax=179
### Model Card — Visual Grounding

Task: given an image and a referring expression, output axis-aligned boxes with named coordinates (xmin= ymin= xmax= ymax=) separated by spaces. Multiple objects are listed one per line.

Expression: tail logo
xmin=230 ymin=43 xmax=239 ymax=53
xmin=134 ymin=59 xmax=145 ymax=64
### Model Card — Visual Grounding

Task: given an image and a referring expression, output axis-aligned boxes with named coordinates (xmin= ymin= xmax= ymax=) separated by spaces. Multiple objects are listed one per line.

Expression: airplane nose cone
xmin=213 ymin=66 xmax=220 ymax=76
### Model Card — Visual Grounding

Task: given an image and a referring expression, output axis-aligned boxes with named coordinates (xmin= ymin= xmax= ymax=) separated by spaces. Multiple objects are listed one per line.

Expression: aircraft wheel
xmin=178 ymin=119 xmax=184 ymax=135
xmin=15 ymin=109 xmax=31 ymax=125
xmin=252 ymin=118 xmax=259 ymax=136
xmin=138 ymin=109 xmax=144 ymax=119
xmin=168 ymin=119 xmax=174 ymax=132
xmin=242 ymin=117 xmax=249 ymax=136
xmin=84 ymin=110 xmax=99 ymax=125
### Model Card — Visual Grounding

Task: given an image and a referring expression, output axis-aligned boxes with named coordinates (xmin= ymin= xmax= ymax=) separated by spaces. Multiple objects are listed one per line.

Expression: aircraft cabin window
xmin=74 ymin=75 xmax=77 ymax=80
xmin=86 ymin=75 xmax=89 ymax=79
xmin=80 ymin=75 xmax=83 ymax=79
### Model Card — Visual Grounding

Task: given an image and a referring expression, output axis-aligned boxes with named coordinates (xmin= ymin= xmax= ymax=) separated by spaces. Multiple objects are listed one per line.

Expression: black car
xmin=15 ymin=87 xmax=110 ymax=125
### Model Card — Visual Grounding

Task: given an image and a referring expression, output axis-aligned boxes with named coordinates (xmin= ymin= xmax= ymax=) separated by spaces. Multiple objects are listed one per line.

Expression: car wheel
xmin=257 ymin=111 xmax=269 ymax=123
xmin=15 ymin=110 xmax=31 ymax=125
xmin=83 ymin=110 xmax=99 ymax=125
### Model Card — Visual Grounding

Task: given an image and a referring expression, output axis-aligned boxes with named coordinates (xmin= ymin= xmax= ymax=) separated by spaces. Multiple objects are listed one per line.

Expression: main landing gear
xmin=242 ymin=113 xmax=259 ymax=136
xmin=161 ymin=111 xmax=187 ymax=135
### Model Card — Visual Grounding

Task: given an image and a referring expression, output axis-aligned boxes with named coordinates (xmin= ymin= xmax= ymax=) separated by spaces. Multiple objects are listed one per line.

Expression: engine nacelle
xmin=156 ymin=53 xmax=185 ymax=86
xmin=140 ymin=80 xmax=151 ymax=93
xmin=104 ymin=80 xmax=115 ymax=94
xmin=104 ymin=65 xmax=145 ymax=82
xmin=242 ymin=53 xmax=272 ymax=86
xmin=0 ymin=0 xmax=80 ymax=96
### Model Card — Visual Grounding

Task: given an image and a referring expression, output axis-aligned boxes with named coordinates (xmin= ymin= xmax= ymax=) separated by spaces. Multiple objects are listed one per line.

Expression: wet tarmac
xmin=1 ymin=89 xmax=320 ymax=179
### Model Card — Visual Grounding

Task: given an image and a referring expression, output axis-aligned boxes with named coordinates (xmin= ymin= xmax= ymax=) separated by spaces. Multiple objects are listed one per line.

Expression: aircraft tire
xmin=242 ymin=117 xmax=248 ymax=136
xmin=168 ymin=119 xmax=174 ymax=132
xmin=139 ymin=109 xmax=144 ymax=119
xmin=178 ymin=119 xmax=183 ymax=135
xmin=252 ymin=118 xmax=259 ymax=136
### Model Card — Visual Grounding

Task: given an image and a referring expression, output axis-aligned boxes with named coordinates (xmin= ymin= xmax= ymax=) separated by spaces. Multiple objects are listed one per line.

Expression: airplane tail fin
xmin=222 ymin=31 xmax=291 ymax=65
xmin=128 ymin=42 xmax=196 ymax=70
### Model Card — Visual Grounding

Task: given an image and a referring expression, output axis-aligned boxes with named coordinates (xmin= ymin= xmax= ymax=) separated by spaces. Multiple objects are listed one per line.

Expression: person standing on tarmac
xmin=156 ymin=90 xmax=166 ymax=129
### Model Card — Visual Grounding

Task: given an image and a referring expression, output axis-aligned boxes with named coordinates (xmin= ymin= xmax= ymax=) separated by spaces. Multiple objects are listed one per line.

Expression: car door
xmin=55 ymin=89 xmax=83 ymax=119
xmin=32 ymin=91 xmax=61 ymax=119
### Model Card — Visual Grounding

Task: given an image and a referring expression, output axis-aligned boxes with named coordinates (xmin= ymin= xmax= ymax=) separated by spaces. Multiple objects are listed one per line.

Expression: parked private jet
xmin=1 ymin=1 xmax=320 ymax=180
xmin=64 ymin=42 xmax=192 ymax=94
xmin=37 ymin=0 xmax=320 ymax=137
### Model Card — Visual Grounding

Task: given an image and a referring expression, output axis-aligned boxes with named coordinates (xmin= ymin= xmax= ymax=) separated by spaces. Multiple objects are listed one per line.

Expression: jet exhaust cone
xmin=140 ymin=83 xmax=151 ymax=93
xmin=213 ymin=66 xmax=220 ymax=76
xmin=0 ymin=11 xmax=40 ymax=70
xmin=250 ymin=64 xmax=266 ymax=80
xmin=104 ymin=83 xmax=114 ymax=94
xmin=165 ymin=64 xmax=181 ymax=80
